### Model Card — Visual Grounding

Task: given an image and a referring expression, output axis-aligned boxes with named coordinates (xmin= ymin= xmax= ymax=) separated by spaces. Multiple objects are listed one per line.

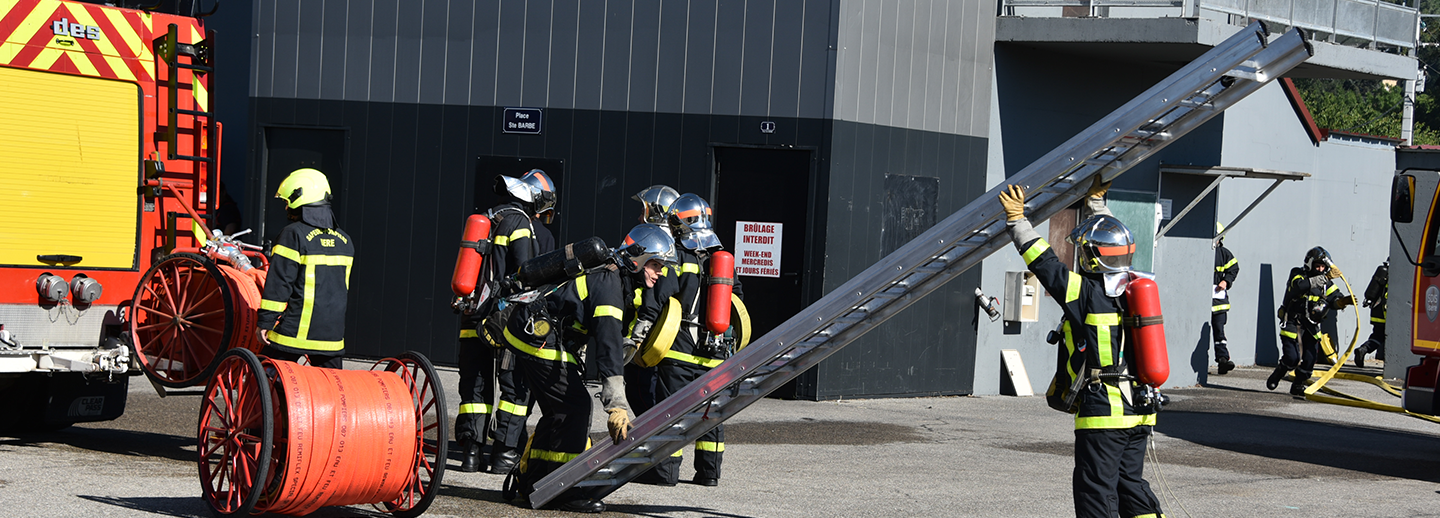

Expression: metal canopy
xmin=1155 ymin=164 xmax=1310 ymax=241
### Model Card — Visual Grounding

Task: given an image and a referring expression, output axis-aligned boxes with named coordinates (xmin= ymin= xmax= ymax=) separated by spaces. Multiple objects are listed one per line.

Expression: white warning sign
xmin=734 ymin=221 xmax=782 ymax=278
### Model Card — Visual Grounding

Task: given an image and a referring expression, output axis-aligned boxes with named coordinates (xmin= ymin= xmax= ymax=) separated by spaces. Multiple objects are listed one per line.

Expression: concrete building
xmin=208 ymin=0 xmax=1417 ymax=398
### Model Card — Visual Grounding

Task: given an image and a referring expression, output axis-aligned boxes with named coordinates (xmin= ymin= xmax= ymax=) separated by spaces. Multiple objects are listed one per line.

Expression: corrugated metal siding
xmin=833 ymin=0 xmax=992 ymax=137
xmin=252 ymin=0 xmax=835 ymax=119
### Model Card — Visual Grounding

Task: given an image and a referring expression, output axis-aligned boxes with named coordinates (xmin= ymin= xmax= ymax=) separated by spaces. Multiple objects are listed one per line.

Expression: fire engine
xmin=0 ymin=0 xmax=261 ymax=430
xmin=1391 ymin=148 xmax=1440 ymax=415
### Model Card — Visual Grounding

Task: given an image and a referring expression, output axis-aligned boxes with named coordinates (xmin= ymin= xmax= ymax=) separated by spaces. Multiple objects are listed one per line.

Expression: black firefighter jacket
xmin=258 ymin=220 xmax=354 ymax=355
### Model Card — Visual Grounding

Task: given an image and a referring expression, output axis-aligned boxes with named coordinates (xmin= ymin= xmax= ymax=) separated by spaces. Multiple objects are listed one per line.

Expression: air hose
xmin=258 ymin=360 xmax=418 ymax=515
xmin=1297 ymin=268 xmax=1440 ymax=424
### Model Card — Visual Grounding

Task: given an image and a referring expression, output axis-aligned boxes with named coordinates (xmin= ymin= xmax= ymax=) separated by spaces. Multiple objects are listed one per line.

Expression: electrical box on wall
xmin=1003 ymin=271 xmax=1041 ymax=323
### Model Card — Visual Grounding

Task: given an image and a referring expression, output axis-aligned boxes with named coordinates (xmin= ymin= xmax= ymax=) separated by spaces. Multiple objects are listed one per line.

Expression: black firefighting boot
xmin=1217 ymin=357 xmax=1235 ymax=375
xmin=488 ymin=448 xmax=520 ymax=475
xmin=458 ymin=438 xmax=483 ymax=473
xmin=1266 ymin=367 xmax=1287 ymax=391
xmin=1354 ymin=340 xmax=1375 ymax=368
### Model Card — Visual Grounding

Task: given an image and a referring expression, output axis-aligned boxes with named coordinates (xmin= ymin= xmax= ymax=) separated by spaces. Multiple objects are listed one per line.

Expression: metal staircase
xmin=530 ymin=21 xmax=1313 ymax=507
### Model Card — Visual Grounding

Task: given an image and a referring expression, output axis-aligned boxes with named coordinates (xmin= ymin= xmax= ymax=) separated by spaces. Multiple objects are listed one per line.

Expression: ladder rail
xmin=530 ymin=21 xmax=1312 ymax=507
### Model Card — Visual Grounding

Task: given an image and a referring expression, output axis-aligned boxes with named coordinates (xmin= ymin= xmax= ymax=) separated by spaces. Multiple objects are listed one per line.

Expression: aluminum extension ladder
xmin=530 ymin=21 xmax=1312 ymax=508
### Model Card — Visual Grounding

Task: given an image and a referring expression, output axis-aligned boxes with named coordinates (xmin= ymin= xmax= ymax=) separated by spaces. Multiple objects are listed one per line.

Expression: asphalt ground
xmin=3 ymin=359 xmax=1439 ymax=517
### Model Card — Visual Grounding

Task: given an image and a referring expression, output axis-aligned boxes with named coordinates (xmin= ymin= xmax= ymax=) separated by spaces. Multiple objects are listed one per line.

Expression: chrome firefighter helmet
xmin=496 ymin=169 xmax=558 ymax=216
xmin=617 ymin=223 xmax=678 ymax=272
xmin=1068 ymin=215 xmax=1135 ymax=274
xmin=633 ymin=185 xmax=680 ymax=225
xmin=669 ymin=193 xmax=722 ymax=251
xmin=275 ymin=168 xmax=332 ymax=209
xmin=1304 ymin=246 xmax=1333 ymax=274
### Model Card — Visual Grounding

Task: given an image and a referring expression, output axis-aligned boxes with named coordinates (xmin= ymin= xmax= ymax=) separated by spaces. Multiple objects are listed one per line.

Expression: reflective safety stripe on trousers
xmin=458 ymin=403 xmax=493 ymax=415
xmin=497 ymin=399 xmax=529 ymax=416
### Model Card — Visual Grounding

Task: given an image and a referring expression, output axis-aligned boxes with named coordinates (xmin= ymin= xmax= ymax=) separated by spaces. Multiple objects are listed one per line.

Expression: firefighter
xmin=997 ymin=178 xmax=1166 ymax=518
xmin=255 ymin=168 xmax=354 ymax=370
xmin=506 ymin=224 xmax=677 ymax=513
xmin=1267 ymin=247 xmax=1357 ymax=395
xmin=1354 ymin=260 xmax=1388 ymax=368
xmin=645 ymin=193 xmax=737 ymax=487
xmin=1212 ymin=222 xmax=1239 ymax=375
xmin=454 ymin=169 xmax=558 ymax=474
xmin=623 ymin=186 xmax=680 ymax=431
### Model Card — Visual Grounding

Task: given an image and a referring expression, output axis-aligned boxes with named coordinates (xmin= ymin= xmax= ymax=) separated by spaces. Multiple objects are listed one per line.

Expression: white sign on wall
xmin=734 ymin=221 xmax=783 ymax=278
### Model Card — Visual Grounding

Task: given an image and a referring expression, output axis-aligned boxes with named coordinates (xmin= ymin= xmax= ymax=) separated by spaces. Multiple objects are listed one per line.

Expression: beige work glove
xmin=998 ymin=185 xmax=1027 ymax=222
xmin=1326 ymin=266 xmax=1343 ymax=279
xmin=606 ymin=407 xmax=632 ymax=444
xmin=1333 ymin=295 xmax=1358 ymax=309
xmin=1086 ymin=175 xmax=1111 ymax=199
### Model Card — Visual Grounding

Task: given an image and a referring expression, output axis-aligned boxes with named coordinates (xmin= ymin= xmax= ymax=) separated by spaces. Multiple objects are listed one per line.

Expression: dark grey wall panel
xmin=682 ymin=1 xmax=717 ymax=113
xmin=419 ymin=0 xmax=450 ymax=105
xmin=629 ymin=1 xmax=662 ymax=112
xmin=442 ymin=0 xmax=475 ymax=105
xmin=394 ymin=2 xmax=424 ymax=104
xmin=712 ymin=0 xmax=745 ymax=115
xmin=770 ymin=0 xmax=804 ymax=117
xmin=740 ymin=0 xmax=775 ymax=116
xmin=655 ymin=3 xmax=688 ymax=113
xmin=271 ymin=1 xmax=299 ymax=98
xmin=319 ymin=1 xmax=348 ymax=100
xmin=494 ymin=1 xmax=525 ymax=106
xmin=548 ymin=0 xmax=580 ymax=109
xmin=573 ymin=1 xmax=605 ymax=110
xmin=600 ymin=3 xmax=633 ymax=110
xmin=368 ymin=2 xmax=398 ymax=102
xmin=520 ymin=0 xmax=553 ymax=107
xmin=343 ymin=0 xmax=374 ymax=101
xmin=293 ymin=1 xmax=321 ymax=99
xmin=469 ymin=0 xmax=500 ymax=106
xmin=801 ymin=0 xmax=835 ymax=120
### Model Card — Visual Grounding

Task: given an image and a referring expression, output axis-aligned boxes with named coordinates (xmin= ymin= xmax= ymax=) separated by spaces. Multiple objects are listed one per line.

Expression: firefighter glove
xmin=606 ymin=407 xmax=632 ymax=444
xmin=600 ymin=375 xmax=632 ymax=417
xmin=1276 ymin=307 xmax=1286 ymax=321
xmin=1326 ymin=266 xmax=1344 ymax=279
xmin=1306 ymin=274 xmax=1328 ymax=290
xmin=1334 ymin=295 xmax=1357 ymax=309
xmin=632 ymin=319 xmax=654 ymax=342
xmin=998 ymin=185 xmax=1027 ymax=221
xmin=1086 ymin=175 xmax=1112 ymax=199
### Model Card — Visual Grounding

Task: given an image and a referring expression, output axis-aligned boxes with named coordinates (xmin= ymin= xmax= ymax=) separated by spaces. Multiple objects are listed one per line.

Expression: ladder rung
xmin=169 ymin=154 xmax=214 ymax=163
xmin=574 ymin=479 xmax=619 ymax=488
xmin=177 ymin=62 xmax=213 ymax=73
xmin=647 ymin=435 xmax=687 ymax=442
xmin=606 ymin=457 xmax=653 ymax=464
xmin=175 ymin=108 xmax=213 ymax=117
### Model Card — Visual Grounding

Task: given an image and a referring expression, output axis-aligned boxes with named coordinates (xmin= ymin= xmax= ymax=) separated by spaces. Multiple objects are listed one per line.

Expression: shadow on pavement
xmin=3 ymin=427 xmax=194 ymax=463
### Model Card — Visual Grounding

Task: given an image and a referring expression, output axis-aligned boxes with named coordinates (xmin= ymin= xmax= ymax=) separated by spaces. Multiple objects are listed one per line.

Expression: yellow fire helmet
xmin=275 ymin=168 xmax=332 ymax=209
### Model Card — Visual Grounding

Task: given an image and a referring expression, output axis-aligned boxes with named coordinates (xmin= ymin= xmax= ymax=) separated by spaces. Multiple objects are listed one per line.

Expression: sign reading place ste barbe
xmin=734 ymin=221 xmax=782 ymax=278
xmin=503 ymin=108 xmax=542 ymax=134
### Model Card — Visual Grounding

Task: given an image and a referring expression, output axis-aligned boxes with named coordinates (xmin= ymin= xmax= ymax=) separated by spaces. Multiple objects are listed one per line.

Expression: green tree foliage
xmin=1292 ymin=78 xmax=1439 ymax=145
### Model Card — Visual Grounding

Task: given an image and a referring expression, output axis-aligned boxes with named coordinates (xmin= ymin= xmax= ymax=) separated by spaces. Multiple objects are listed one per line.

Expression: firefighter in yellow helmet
xmin=255 ymin=168 xmax=354 ymax=369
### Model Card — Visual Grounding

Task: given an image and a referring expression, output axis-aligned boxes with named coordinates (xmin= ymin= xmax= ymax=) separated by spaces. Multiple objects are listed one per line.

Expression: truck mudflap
xmin=1403 ymin=357 xmax=1440 ymax=415
xmin=0 ymin=373 xmax=128 ymax=431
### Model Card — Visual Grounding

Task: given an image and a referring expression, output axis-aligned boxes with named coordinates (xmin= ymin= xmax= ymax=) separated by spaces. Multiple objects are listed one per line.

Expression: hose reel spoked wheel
xmin=129 ymin=252 xmax=236 ymax=388
xmin=198 ymin=348 xmax=274 ymax=516
xmin=371 ymin=352 xmax=448 ymax=518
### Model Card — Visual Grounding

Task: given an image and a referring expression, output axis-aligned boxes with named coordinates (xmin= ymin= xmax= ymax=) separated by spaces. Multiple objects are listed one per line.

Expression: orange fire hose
xmin=216 ymin=265 xmax=264 ymax=353
xmin=259 ymin=360 xmax=417 ymax=515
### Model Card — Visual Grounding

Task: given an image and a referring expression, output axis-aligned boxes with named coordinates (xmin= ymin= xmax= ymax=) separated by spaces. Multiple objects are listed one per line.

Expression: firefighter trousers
xmin=1074 ymin=425 xmax=1163 ymax=518
xmin=624 ymin=363 xmax=658 ymax=415
xmin=494 ymin=348 xmax=535 ymax=454
xmin=1210 ymin=311 xmax=1230 ymax=361
xmin=1279 ymin=319 xmax=1321 ymax=389
xmin=653 ymin=359 xmax=724 ymax=484
xmin=513 ymin=351 xmax=596 ymax=502
xmin=454 ymin=337 xmax=496 ymax=444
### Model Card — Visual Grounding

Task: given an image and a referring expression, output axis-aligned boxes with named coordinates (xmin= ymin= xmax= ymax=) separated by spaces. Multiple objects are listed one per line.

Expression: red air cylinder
xmin=450 ymin=214 xmax=492 ymax=296
xmin=1125 ymin=277 xmax=1169 ymax=387
xmin=705 ymin=251 xmax=736 ymax=334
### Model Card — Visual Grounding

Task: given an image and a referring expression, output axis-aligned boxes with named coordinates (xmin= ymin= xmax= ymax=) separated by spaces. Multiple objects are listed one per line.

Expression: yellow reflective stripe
xmin=494 ymin=235 xmax=510 ymax=246
xmin=505 ymin=327 xmax=577 ymax=364
xmin=1280 ymin=329 xmax=1298 ymax=339
xmin=695 ymin=441 xmax=725 ymax=452
xmin=272 ymin=244 xmax=301 ymax=262
xmin=1216 ymin=258 xmax=1237 ymax=271
xmin=632 ymin=288 xmax=643 ymax=309
xmin=297 ymin=264 xmax=317 ymax=340
xmin=193 ymin=220 xmax=208 ymax=247
xmin=1324 ymin=284 xmax=1338 ymax=296
xmin=570 ymin=321 xmax=588 ymax=334
xmin=458 ymin=403 xmax=492 ymax=415
xmin=576 ymin=275 xmax=589 ymax=300
xmin=1022 ymin=239 xmax=1051 ymax=265
xmin=1212 ymin=304 xmax=1230 ymax=312
xmin=1063 ymin=321 xmax=1077 ymax=380
xmin=260 ymin=299 xmax=287 ymax=312
xmin=508 ymin=228 xmax=532 ymax=241
xmin=529 ymin=448 xmax=580 ymax=463
xmin=266 ymin=330 xmax=344 ymax=351
xmin=296 ymin=254 xmax=353 ymax=266
xmin=1075 ymin=413 xmax=1157 ymax=429
xmin=1087 ymin=313 xmax=1120 ymax=367
xmin=594 ymin=305 xmax=623 ymax=320
xmin=681 ymin=262 xmax=701 ymax=274
xmin=497 ymin=400 xmax=529 ymax=416
xmin=460 ymin=329 xmax=479 ymax=338
xmin=1372 ymin=317 xmax=1386 ymax=323
xmin=1132 ymin=514 xmax=1163 ymax=518
xmin=670 ymin=449 xmax=683 ymax=457
xmin=1065 ymin=272 xmax=1082 ymax=303
xmin=664 ymin=349 xmax=724 ymax=368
